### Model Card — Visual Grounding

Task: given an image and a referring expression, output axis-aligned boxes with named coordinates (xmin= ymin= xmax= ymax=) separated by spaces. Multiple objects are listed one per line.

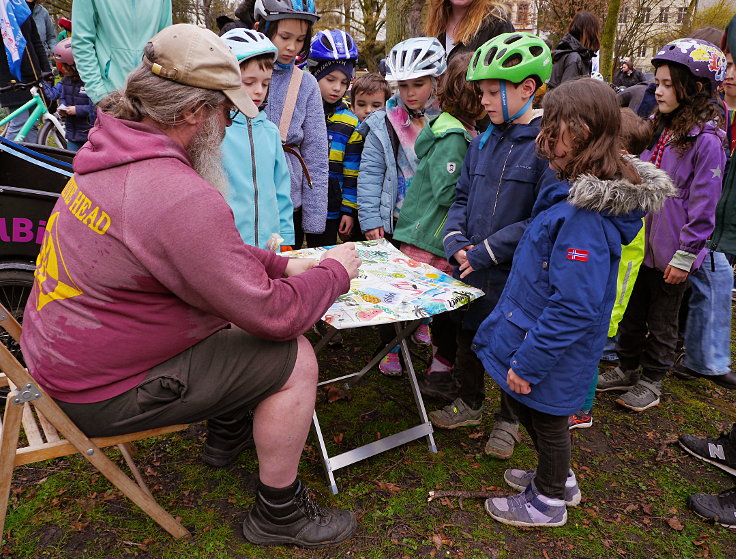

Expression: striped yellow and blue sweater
xmin=325 ymin=101 xmax=363 ymax=220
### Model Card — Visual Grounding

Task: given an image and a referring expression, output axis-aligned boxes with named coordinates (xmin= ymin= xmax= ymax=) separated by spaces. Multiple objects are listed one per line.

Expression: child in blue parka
xmin=220 ymin=29 xmax=294 ymax=250
xmin=428 ymin=34 xmax=556 ymax=460
xmin=474 ymin=78 xmax=674 ymax=528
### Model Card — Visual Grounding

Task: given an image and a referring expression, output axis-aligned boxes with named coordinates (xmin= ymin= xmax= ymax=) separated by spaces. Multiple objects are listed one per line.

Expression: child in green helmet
xmin=429 ymin=33 xmax=557 ymax=458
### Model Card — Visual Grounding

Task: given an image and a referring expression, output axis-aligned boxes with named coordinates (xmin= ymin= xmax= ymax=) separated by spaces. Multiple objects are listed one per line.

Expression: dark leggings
xmin=502 ymin=392 xmax=570 ymax=500
xmin=293 ymin=210 xmax=339 ymax=249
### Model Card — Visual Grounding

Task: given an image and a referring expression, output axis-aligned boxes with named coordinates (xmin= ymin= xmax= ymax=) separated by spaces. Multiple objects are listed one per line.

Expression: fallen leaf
xmin=71 ymin=522 xmax=88 ymax=531
xmin=668 ymin=516 xmax=685 ymax=531
xmin=324 ymin=384 xmax=353 ymax=403
xmin=333 ymin=432 xmax=344 ymax=444
xmin=431 ymin=533 xmax=443 ymax=550
xmin=376 ymin=481 xmax=401 ymax=493
xmin=642 ymin=504 xmax=653 ymax=515
xmin=468 ymin=431 xmax=484 ymax=439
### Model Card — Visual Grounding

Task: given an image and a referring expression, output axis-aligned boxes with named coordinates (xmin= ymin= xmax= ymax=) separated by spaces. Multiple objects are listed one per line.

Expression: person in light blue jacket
xmin=71 ymin=0 xmax=172 ymax=104
xmin=221 ymin=29 xmax=294 ymax=250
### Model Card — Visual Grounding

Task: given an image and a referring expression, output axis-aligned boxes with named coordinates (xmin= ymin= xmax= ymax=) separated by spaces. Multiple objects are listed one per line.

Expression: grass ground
xmin=1 ymin=325 xmax=735 ymax=558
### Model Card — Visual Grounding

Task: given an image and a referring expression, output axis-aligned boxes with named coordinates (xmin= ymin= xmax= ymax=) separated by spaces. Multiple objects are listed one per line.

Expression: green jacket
xmin=608 ymin=219 xmax=645 ymax=337
xmin=71 ymin=0 xmax=172 ymax=104
xmin=393 ymin=112 xmax=471 ymax=257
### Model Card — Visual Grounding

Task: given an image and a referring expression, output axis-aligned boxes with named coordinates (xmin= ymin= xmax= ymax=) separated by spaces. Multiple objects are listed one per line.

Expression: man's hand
xmin=284 ymin=257 xmax=317 ymax=277
xmin=663 ymin=265 xmax=688 ymax=284
xmin=365 ymin=227 xmax=384 ymax=240
xmin=338 ymin=215 xmax=354 ymax=238
xmin=322 ymin=242 xmax=361 ymax=279
xmin=507 ymin=368 xmax=531 ymax=394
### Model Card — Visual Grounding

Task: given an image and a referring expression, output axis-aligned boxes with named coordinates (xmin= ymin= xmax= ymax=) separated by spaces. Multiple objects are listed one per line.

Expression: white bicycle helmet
xmin=221 ymin=28 xmax=278 ymax=63
xmin=386 ymin=37 xmax=446 ymax=81
xmin=253 ymin=0 xmax=319 ymax=24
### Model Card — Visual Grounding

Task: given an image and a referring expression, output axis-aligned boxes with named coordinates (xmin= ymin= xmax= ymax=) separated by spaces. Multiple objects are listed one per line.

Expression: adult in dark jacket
xmin=425 ymin=0 xmax=514 ymax=62
xmin=218 ymin=0 xmax=256 ymax=35
xmin=27 ymin=1 xmax=56 ymax=59
xmin=613 ymin=58 xmax=647 ymax=88
xmin=548 ymin=11 xmax=600 ymax=89
xmin=0 ymin=5 xmax=51 ymax=143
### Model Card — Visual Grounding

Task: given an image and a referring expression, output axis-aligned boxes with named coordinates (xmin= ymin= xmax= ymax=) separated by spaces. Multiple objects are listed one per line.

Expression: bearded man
xmin=20 ymin=24 xmax=360 ymax=548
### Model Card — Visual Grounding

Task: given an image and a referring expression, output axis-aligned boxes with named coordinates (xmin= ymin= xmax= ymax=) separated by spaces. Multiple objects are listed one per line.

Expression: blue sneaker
xmin=503 ymin=468 xmax=581 ymax=506
xmin=485 ymin=481 xmax=567 ymax=527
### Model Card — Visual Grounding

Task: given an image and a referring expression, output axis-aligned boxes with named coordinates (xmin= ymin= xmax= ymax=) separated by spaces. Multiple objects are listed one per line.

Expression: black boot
xmin=202 ymin=409 xmax=254 ymax=467
xmin=242 ymin=480 xmax=357 ymax=548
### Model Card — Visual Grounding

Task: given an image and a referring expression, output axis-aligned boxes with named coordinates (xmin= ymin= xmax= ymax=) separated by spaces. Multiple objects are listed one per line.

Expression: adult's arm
xmin=126 ymin=174 xmax=350 ymax=341
xmin=41 ymin=9 xmax=57 ymax=52
xmin=71 ymin=0 xmax=106 ymax=104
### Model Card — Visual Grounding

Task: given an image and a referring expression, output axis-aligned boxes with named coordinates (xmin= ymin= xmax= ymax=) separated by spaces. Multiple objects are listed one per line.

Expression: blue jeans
xmin=683 ymin=250 xmax=732 ymax=375
xmin=66 ymin=140 xmax=84 ymax=151
xmin=5 ymin=106 xmax=39 ymax=143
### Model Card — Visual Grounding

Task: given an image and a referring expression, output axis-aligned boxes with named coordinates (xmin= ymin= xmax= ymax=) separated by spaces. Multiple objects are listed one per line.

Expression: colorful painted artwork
xmin=288 ymin=239 xmax=485 ymax=329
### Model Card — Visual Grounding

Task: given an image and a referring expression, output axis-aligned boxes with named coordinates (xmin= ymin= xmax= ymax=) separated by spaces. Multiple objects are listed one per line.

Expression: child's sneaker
xmin=596 ymin=366 xmax=639 ymax=392
xmin=418 ymin=370 xmax=458 ymax=403
xmin=568 ymin=410 xmax=593 ymax=430
xmin=484 ymin=420 xmax=520 ymax=459
xmin=411 ymin=323 xmax=431 ymax=345
xmin=503 ymin=468 xmax=581 ymax=507
xmin=615 ymin=377 xmax=661 ymax=412
xmin=378 ymin=351 xmax=402 ymax=376
xmin=485 ymin=480 xmax=567 ymax=527
xmin=428 ymin=398 xmax=482 ymax=429
xmin=679 ymin=425 xmax=736 ymax=476
xmin=688 ymin=488 xmax=736 ymax=529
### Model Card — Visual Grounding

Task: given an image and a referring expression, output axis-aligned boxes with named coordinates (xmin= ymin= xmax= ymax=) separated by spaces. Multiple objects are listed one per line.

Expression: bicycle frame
xmin=0 ymin=87 xmax=63 ymax=142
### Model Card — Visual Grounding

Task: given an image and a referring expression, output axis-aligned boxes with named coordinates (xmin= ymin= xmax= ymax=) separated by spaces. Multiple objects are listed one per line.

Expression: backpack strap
xmin=278 ymin=67 xmax=304 ymax=143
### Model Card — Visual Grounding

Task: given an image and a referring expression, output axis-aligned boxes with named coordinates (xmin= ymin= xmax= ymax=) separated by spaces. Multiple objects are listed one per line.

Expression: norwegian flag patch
xmin=567 ymin=248 xmax=589 ymax=262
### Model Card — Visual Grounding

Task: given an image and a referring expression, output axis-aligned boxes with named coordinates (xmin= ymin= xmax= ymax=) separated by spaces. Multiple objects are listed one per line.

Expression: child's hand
xmin=507 ymin=368 xmax=531 ymax=394
xmin=339 ymin=215 xmax=354 ymax=237
xmin=66 ymin=106 xmax=77 ymax=116
xmin=284 ymin=257 xmax=317 ymax=277
xmin=365 ymin=227 xmax=384 ymax=240
xmin=459 ymin=259 xmax=475 ymax=279
xmin=663 ymin=265 xmax=688 ymax=284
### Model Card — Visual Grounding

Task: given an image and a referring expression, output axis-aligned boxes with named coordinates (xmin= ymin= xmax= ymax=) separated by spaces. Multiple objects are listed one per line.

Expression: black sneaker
xmin=688 ymin=488 xmax=736 ymax=529
xmin=202 ymin=411 xmax=254 ymax=468
xmin=242 ymin=481 xmax=357 ymax=548
xmin=418 ymin=369 xmax=458 ymax=403
xmin=679 ymin=425 xmax=736 ymax=476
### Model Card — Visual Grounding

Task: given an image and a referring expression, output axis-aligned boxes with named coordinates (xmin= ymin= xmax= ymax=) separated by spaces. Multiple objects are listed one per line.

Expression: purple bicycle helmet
xmin=652 ymin=38 xmax=726 ymax=91
xmin=309 ymin=29 xmax=358 ymax=62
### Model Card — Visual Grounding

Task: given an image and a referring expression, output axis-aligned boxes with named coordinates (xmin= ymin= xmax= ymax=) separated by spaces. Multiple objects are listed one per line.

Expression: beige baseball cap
xmin=143 ymin=24 xmax=257 ymax=118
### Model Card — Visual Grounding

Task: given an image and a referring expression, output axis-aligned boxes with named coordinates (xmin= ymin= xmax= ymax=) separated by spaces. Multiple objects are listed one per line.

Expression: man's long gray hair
xmin=99 ymin=45 xmax=229 ymax=194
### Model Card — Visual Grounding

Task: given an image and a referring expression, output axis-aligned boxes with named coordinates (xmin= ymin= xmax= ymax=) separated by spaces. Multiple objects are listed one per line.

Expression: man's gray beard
xmin=188 ymin=114 xmax=228 ymax=196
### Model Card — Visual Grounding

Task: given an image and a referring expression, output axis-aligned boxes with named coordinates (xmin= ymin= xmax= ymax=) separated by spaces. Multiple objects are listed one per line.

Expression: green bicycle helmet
xmin=467 ymin=32 xmax=551 ymax=86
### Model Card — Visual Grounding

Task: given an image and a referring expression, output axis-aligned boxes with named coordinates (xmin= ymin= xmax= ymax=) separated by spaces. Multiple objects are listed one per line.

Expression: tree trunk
xmin=599 ymin=0 xmax=622 ymax=81
xmin=385 ymin=0 xmax=412 ymax=53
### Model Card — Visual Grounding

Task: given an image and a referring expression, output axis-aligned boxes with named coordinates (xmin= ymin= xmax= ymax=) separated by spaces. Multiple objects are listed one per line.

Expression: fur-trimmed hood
xmin=568 ymin=157 xmax=676 ymax=216
xmin=531 ymin=156 xmax=677 ymax=247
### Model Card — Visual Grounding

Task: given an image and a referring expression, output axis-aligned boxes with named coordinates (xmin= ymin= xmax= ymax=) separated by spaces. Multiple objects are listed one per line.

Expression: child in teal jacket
xmin=221 ymin=29 xmax=294 ymax=250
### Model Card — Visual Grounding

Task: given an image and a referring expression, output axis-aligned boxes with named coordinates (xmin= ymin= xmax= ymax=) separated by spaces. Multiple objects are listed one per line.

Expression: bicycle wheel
xmin=38 ymin=120 xmax=67 ymax=149
xmin=0 ymin=268 xmax=35 ymax=365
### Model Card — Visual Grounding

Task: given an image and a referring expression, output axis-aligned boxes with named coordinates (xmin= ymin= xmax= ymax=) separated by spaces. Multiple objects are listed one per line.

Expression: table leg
xmin=311 ymin=410 xmax=339 ymax=494
xmin=397 ymin=322 xmax=437 ymax=454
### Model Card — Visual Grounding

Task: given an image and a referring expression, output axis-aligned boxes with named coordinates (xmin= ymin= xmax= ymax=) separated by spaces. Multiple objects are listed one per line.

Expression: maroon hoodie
xmin=20 ymin=111 xmax=350 ymax=404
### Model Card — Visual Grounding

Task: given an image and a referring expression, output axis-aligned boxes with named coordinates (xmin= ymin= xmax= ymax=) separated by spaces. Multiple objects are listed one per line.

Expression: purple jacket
xmin=640 ymin=123 xmax=725 ymax=272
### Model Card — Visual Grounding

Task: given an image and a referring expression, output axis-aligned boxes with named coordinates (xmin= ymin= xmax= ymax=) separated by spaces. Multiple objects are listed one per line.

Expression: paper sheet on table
xmin=288 ymin=239 xmax=485 ymax=329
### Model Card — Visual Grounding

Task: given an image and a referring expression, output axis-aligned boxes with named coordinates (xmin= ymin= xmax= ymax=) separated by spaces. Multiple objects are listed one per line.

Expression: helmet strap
xmin=478 ymin=82 xmax=535 ymax=150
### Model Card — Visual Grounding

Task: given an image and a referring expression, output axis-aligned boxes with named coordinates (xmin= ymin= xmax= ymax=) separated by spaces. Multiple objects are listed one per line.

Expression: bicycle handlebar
xmin=0 ymin=74 xmax=54 ymax=93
